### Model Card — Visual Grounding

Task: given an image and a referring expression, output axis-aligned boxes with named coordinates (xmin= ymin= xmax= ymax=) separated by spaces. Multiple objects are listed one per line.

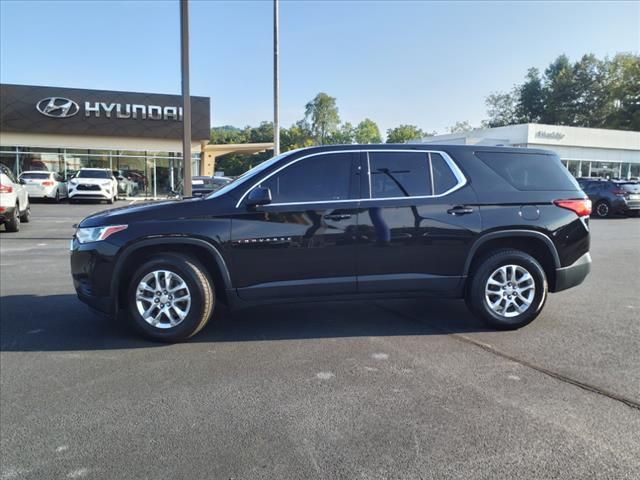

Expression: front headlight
xmin=75 ymin=225 xmax=128 ymax=244
xmin=70 ymin=179 xmax=78 ymax=185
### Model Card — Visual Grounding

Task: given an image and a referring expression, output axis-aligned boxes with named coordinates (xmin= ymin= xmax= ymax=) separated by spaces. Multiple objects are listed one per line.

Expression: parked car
xmin=71 ymin=145 xmax=592 ymax=342
xmin=577 ymin=178 xmax=640 ymax=217
xmin=191 ymin=176 xmax=233 ymax=197
xmin=113 ymin=170 xmax=138 ymax=197
xmin=0 ymin=164 xmax=31 ymax=232
xmin=19 ymin=171 xmax=68 ymax=202
xmin=68 ymin=168 xmax=118 ymax=204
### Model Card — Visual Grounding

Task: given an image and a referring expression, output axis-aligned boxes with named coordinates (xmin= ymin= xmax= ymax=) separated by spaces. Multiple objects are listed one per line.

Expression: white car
xmin=0 ymin=164 xmax=31 ymax=232
xmin=19 ymin=171 xmax=68 ymax=202
xmin=68 ymin=168 xmax=118 ymax=204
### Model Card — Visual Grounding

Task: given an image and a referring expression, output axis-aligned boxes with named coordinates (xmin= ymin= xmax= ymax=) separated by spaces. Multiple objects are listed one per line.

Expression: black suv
xmin=577 ymin=178 xmax=640 ymax=217
xmin=71 ymin=145 xmax=592 ymax=342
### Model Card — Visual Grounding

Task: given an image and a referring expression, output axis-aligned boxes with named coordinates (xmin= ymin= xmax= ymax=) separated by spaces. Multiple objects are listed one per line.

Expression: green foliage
xmin=485 ymin=53 xmax=640 ymax=130
xmin=385 ymin=125 xmax=424 ymax=143
xmin=328 ymin=122 xmax=355 ymax=144
xmin=304 ymin=92 xmax=341 ymax=145
xmin=448 ymin=120 xmax=474 ymax=134
xmin=354 ymin=118 xmax=382 ymax=144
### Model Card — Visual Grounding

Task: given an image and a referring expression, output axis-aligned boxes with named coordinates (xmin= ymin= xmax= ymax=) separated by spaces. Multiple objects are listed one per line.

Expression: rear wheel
xmin=54 ymin=190 xmax=60 ymax=202
xmin=594 ymin=200 xmax=610 ymax=218
xmin=4 ymin=205 xmax=20 ymax=232
xmin=20 ymin=204 xmax=30 ymax=223
xmin=127 ymin=254 xmax=215 ymax=342
xmin=466 ymin=249 xmax=547 ymax=330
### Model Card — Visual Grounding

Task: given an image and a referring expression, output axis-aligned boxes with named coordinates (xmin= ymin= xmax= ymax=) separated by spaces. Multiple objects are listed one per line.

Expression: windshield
xmin=77 ymin=170 xmax=110 ymax=179
xmin=21 ymin=173 xmax=50 ymax=179
xmin=207 ymin=150 xmax=299 ymax=199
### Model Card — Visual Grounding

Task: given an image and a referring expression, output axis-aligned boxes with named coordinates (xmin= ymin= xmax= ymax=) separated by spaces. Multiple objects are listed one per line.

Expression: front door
xmin=231 ymin=151 xmax=360 ymax=300
xmin=356 ymin=149 xmax=481 ymax=294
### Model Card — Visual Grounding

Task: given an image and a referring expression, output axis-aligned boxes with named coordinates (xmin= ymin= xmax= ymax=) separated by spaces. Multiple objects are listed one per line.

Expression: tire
xmin=466 ymin=249 xmax=548 ymax=330
xmin=4 ymin=205 xmax=20 ymax=232
xmin=20 ymin=204 xmax=31 ymax=223
xmin=127 ymin=254 xmax=215 ymax=342
xmin=54 ymin=190 xmax=60 ymax=203
xmin=108 ymin=195 xmax=115 ymax=204
xmin=594 ymin=200 xmax=610 ymax=218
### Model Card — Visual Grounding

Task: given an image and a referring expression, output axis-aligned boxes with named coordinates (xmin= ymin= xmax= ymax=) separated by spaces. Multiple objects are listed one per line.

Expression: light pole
xmin=180 ymin=0 xmax=192 ymax=197
xmin=273 ymin=0 xmax=280 ymax=156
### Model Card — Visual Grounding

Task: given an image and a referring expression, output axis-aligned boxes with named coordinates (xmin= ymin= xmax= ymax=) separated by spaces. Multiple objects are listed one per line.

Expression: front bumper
xmin=69 ymin=191 xmax=111 ymax=200
xmin=70 ymin=238 xmax=119 ymax=314
xmin=552 ymin=252 xmax=591 ymax=292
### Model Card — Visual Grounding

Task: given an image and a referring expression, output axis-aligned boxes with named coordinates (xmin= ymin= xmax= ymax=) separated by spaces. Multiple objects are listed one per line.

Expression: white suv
xmin=0 ymin=164 xmax=31 ymax=232
xmin=68 ymin=168 xmax=118 ymax=204
xmin=19 ymin=171 xmax=69 ymax=202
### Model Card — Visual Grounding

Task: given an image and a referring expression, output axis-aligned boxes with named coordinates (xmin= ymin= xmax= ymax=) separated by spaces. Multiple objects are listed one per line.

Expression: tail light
xmin=612 ymin=189 xmax=626 ymax=197
xmin=0 ymin=183 xmax=13 ymax=193
xmin=554 ymin=199 xmax=592 ymax=217
xmin=42 ymin=181 xmax=54 ymax=186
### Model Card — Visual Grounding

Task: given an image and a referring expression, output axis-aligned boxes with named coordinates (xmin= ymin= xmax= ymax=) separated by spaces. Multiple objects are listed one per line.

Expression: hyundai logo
xmin=36 ymin=97 xmax=80 ymax=118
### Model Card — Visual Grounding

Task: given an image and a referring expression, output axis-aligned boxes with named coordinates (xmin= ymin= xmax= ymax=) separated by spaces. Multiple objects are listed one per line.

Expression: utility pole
xmin=273 ymin=0 xmax=280 ymax=156
xmin=180 ymin=0 xmax=192 ymax=197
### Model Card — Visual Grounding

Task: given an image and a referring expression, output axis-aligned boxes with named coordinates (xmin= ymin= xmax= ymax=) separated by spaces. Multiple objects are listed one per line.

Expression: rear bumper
xmin=0 ymin=205 xmax=16 ymax=223
xmin=552 ymin=252 xmax=591 ymax=292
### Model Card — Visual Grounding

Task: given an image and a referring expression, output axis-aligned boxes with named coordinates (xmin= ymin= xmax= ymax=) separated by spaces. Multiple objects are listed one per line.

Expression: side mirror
xmin=19 ymin=178 xmax=26 ymax=185
xmin=246 ymin=186 xmax=272 ymax=207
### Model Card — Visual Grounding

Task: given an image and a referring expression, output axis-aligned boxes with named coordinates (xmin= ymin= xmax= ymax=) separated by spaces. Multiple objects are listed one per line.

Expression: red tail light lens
xmin=612 ymin=189 xmax=626 ymax=197
xmin=42 ymin=181 xmax=54 ymax=186
xmin=0 ymin=184 xmax=13 ymax=193
xmin=554 ymin=199 xmax=592 ymax=217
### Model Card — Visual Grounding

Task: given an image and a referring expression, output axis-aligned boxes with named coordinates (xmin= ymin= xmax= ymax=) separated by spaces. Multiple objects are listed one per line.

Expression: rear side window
xmin=618 ymin=183 xmax=640 ymax=193
xmin=476 ymin=152 xmax=579 ymax=191
xmin=430 ymin=153 xmax=458 ymax=194
xmin=369 ymin=152 xmax=431 ymax=198
xmin=259 ymin=152 xmax=353 ymax=203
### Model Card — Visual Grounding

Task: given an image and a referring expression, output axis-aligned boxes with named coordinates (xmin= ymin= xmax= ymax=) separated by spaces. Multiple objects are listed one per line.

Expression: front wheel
xmin=466 ymin=249 xmax=548 ymax=330
xmin=127 ymin=254 xmax=215 ymax=342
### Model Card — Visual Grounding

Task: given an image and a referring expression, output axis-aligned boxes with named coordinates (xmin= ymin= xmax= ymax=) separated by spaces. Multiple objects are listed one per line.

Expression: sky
xmin=1 ymin=0 xmax=638 ymax=137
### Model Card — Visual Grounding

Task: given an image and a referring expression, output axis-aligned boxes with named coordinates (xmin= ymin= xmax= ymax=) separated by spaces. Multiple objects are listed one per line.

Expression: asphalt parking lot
xmin=1 ymin=201 xmax=639 ymax=480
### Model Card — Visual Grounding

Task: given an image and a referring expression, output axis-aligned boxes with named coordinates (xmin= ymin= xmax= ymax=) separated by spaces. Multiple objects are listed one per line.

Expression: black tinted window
xmin=431 ymin=153 xmax=459 ymax=194
xmin=369 ymin=152 xmax=431 ymax=198
xmin=21 ymin=173 xmax=50 ymax=180
xmin=78 ymin=170 xmax=110 ymax=179
xmin=476 ymin=152 xmax=579 ymax=191
xmin=260 ymin=152 xmax=353 ymax=203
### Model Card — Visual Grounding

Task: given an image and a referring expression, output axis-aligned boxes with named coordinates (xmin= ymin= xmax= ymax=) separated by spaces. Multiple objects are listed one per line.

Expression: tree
xmin=542 ymin=54 xmax=578 ymax=125
xmin=304 ymin=92 xmax=340 ymax=145
xmin=485 ymin=89 xmax=518 ymax=127
xmin=602 ymin=53 xmax=640 ymax=131
xmin=516 ymin=67 xmax=544 ymax=123
xmin=448 ymin=121 xmax=474 ymax=133
xmin=328 ymin=122 xmax=355 ymax=144
xmin=385 ymin=124 xmax=424 ymax=143
xmin=280 ymin=120 xmax=314 ymax=152
xmin=210 ymin=125 xmax=247 ymax=144
xmin=354 ymin=118 xmax=382 ymax=144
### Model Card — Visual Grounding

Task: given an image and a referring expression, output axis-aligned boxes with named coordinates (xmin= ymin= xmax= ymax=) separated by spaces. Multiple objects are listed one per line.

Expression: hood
xmin=71 ymin=178 xmax=112 ymax=185
xmin=78 ymin=197 xmax=207 ymax=228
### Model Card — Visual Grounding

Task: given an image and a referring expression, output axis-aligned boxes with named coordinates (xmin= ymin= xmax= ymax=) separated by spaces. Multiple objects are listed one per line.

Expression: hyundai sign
xmin=0 ymin=84 xmax=210 ymax=140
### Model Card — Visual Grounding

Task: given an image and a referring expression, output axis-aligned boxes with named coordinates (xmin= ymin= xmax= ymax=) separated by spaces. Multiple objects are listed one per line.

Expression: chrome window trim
xmin=235 ymin=149 xmax=467 ymax=208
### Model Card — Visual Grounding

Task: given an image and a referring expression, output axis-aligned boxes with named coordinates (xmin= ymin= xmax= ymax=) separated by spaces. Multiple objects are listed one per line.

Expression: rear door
xmin=355 ymin=149 xmax=481 ymax=294
xmin=231 ymin=151 xmax=360 ymax=300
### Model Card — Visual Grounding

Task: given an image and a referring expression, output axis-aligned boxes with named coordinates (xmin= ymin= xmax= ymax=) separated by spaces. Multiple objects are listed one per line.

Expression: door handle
xmin=323 ymin=214 xmax=352 ymax=221
xmin=447 ymin=205 xmax=474 ymax=216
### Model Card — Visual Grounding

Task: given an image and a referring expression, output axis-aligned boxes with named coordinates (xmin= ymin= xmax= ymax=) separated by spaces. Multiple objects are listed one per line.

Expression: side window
xmin=369 ymin=152 xmax=431 ymax=198
xmin=259 ymin=152 xmax=353 ymax=203
xmin=430 ymin=153 xmax=459 ymax=195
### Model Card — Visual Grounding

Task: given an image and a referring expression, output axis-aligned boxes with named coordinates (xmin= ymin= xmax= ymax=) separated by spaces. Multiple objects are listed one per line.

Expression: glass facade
xmin=561 ymin=159 xmax=640 ymax=180
xmin=0 ymin=146 xmax=200 ymax=197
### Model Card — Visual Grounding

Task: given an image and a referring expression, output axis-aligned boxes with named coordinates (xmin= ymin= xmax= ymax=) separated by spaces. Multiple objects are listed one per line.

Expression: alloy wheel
xmin=135 ymin=270 xmax=192 ymax=329
xmin=484 ymin=264 xmax=535 ymax=318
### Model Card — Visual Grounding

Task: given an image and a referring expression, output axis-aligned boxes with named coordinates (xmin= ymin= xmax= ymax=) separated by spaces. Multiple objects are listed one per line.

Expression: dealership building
xmin=0 ymin=83 xmax=216 ymax=197
xmin=420 ymin=123 xmax=640 ymax=180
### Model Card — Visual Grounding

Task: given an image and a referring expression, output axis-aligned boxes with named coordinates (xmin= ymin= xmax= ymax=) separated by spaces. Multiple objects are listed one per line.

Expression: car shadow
xmin=0 ymin=294 xmax=490 ymax=352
